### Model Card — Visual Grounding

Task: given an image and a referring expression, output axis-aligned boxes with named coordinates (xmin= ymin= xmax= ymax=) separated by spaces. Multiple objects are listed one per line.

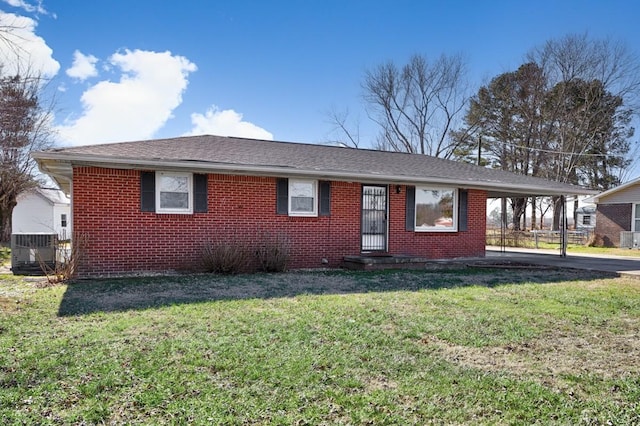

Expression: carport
xmin=486 ymin=185 xmax=597 ymax=257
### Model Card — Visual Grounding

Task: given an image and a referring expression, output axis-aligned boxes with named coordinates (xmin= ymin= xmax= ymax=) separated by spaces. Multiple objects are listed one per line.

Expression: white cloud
xmin=2 ymin=0 xmax=48 ymax=15
xmin=185 ymin=106 xmax=273 ymax=140
xmin=57 ymin=49 xmax=197 ymax=146
xmin=66 ymin=50 xmax=98 ymax=81
xmin=0 ymin=11 xmax=59 ymax=78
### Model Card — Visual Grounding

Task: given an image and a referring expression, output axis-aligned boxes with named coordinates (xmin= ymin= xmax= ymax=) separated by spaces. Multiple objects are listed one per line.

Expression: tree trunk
xmin=0 ymin=200 xmax=16 ymax=243
xmin=552 ymin=196 xmax=562 ymax=231
xmin=531 ymin=197 xmax=537 ymax=230
xmin=511 ymin=197 xmax=527 ymax=231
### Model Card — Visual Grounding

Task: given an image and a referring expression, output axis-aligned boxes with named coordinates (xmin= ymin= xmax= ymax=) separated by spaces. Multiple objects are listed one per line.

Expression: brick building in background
xmin=587 ymin=177 xmax=640 ymax=247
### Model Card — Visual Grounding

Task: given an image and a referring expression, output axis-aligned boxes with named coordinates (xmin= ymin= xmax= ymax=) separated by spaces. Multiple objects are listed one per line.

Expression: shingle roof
xmin=33 ymin=134 xmax=595 ymax=198
xmin=19 ymin=187 xmax=69 ymax=205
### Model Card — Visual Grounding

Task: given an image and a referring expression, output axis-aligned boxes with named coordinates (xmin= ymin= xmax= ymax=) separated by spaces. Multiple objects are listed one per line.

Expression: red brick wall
xmin=72 ymin=167 xmax=487 ymax=276
xmin=595 ymin=203 xmax=632 ymax=247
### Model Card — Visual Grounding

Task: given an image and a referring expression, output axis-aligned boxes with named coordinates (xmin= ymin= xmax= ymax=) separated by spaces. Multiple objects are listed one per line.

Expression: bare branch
xmin=362 ymin=53 xmax=469 ymax=157
xmin=324 ymin=107 xmax=361 ymax=148
xmin=0 ymin=67 xmax=56 ymax=241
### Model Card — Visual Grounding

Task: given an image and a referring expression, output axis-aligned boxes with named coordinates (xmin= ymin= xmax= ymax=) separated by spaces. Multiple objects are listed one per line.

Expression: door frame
xmin=360 ymin=184 xmax=389 ymax=252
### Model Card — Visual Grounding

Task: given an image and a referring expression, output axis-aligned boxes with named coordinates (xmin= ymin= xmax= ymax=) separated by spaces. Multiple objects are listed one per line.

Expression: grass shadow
xmin=57 ymin=266 xmax=618 ymax=316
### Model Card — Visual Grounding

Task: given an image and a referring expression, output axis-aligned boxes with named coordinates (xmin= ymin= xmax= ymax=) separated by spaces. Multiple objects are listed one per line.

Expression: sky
xmin=1 ymin=0 xmax=639 ymax=151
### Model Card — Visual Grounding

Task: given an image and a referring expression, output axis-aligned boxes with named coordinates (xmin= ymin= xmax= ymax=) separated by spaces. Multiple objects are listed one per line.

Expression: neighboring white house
xmin=12 ymin=187 xmax=71 ymax=238
xmin=575 ymin=205 xmax=596 ymax=230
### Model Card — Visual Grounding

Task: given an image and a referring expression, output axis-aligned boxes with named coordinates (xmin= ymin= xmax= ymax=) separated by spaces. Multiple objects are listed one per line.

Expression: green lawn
xmin=1 ymin=268 xmax=639 ymax=424
xmin=0 ymin=245 xmax=9 ymax=266
xmin=491 ymin=240 xmax=640 ymax=257
xmin=566 ymin=245 xmax=640 ymax=257
xmin=528 ymin=241 xmax=640 ymax=256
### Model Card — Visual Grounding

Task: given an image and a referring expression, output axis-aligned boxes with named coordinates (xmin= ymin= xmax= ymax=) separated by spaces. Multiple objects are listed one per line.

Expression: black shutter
xmin=276 ymin=178 xmax=288 ymax=214
xmin=194 ymin=174 xmax=208 ymax=213
xmin=141 ymin=171 xmax=155 ymax=212
xmin=458 ymin=189 xmax=468 ymax=231
xmin=319 ymin=181 xmax=331 ymax=216
xmin=405 ymin=186 xmax=415 ymax=231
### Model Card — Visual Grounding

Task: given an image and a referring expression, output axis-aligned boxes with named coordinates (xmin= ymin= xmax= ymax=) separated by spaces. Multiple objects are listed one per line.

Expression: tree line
xmin=330 ymin=33 xmax=640 ymax=230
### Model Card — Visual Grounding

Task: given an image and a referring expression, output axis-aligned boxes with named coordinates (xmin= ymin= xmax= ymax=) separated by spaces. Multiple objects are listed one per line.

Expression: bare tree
xmin=361 ymin=53 xmax=469 ymax=158
xmin=0 ymin=70 xmax=55 ymax=242
xmin=0 ymin=14 xmax=41 ymax=81
xmin=0 ymin=19 xmax=57 ymax=242
xmin=529 ymin=34 xmax=640 ymax=107
xmin=324 ymin=107 xmax=362 ymax=148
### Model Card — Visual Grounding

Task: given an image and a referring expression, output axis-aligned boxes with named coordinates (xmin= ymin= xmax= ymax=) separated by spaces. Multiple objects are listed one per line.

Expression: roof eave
xmin=32 ymin=152 xmax=595 ymax=198
xmin=585 ymin=176 xmax=640 ymax=203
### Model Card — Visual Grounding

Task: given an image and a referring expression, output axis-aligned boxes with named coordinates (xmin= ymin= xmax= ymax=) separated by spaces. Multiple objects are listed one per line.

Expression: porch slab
xmin=343 ymin=254 xmax=429 ymax=271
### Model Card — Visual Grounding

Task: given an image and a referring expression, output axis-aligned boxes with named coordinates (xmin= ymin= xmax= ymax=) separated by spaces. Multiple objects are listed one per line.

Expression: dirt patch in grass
xmin=0 ymin=296 xmax=20 ymax=312
xmin=424 ymin=315 xmax=640 ymax=386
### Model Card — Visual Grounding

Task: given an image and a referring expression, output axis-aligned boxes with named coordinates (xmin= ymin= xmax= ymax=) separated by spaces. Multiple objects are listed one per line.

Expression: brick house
xmin=587 ymin=177 xmax=640 ymax=247
xmin=33 ymin=135 xmax=594 ymax=277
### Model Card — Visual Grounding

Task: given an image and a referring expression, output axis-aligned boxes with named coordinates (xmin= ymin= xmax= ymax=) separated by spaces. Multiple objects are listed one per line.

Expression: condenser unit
xmin=619 ymin=231 xmax=640 ymax=249
xmin=11 ymin=233 xmax=58 ymax=275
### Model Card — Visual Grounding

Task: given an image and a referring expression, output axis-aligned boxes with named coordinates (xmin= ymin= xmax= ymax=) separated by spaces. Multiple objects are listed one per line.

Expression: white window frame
xmin=414 ymin=187 xmax=458 ymax=232
xmin=156 ymin=171 xmax=193 ymax=214
xmin=633 ymin=204 xmax=640 ymax=232
xmin=288 ymin=179 xmax=318 ymax=217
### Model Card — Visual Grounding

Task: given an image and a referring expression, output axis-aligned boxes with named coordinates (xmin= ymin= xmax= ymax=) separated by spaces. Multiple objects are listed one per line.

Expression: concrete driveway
xmin=485 ymin=246 xmax=640 ymax=277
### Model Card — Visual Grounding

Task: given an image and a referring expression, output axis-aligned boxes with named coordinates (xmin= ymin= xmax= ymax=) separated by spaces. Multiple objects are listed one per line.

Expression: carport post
xmin=500 ymin=197 xmax=507 ymax=253
xmin=560 ymin=195 xmax=567 ymax=257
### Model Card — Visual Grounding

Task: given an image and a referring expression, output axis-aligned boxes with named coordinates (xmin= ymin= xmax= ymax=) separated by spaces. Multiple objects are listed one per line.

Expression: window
xmin=61 ymin=214 xmax=67 ymax=228
xmin=414 ymin=187 xmax=457 ymax=232
xmin=276 ymin=178 xmax=330 ymax=216
xmin=141 ymin=172 xmax=207 ymax=214
xmin=288 ymin=179 xmax=317 ymax=216
xmin=634 ymin=204 xmax=640 ymax=231
xmin=156 ymin=172 xmax=193 ymax=214
xmin=582 ymin=215 xmax=591 ymax=226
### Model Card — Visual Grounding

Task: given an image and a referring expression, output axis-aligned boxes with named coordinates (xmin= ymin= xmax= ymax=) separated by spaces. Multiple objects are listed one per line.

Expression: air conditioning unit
xmin=11 ymin=233 xmax=58 ymax=275
xmin=619 ymin=231 xmax=640 ymax=248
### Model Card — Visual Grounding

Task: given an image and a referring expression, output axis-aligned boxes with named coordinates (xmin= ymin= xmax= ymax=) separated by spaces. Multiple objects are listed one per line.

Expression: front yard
xmin=1 ymin=267 xmax=639 ymax=424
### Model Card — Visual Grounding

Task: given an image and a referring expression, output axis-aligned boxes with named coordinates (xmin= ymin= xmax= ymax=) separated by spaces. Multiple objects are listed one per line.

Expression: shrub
xmin=586 ymin=233 xmax=605 ymax=247
xmin=200 ymin=240 xmax=249 ymax=274
xmin=256 ymin=233 xmax=291 ymax=273
xmin=39 ymin=233 xmax=88 ymax=285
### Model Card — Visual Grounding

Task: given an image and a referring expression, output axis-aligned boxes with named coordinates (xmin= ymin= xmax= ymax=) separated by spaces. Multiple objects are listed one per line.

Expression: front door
xmin=361 ymin=185 xmax=388 ymax=251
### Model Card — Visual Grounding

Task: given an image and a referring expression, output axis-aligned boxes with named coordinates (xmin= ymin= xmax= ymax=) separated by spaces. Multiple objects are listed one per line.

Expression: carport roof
xmin=33 ymin=135 xmax=596 ymax=198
